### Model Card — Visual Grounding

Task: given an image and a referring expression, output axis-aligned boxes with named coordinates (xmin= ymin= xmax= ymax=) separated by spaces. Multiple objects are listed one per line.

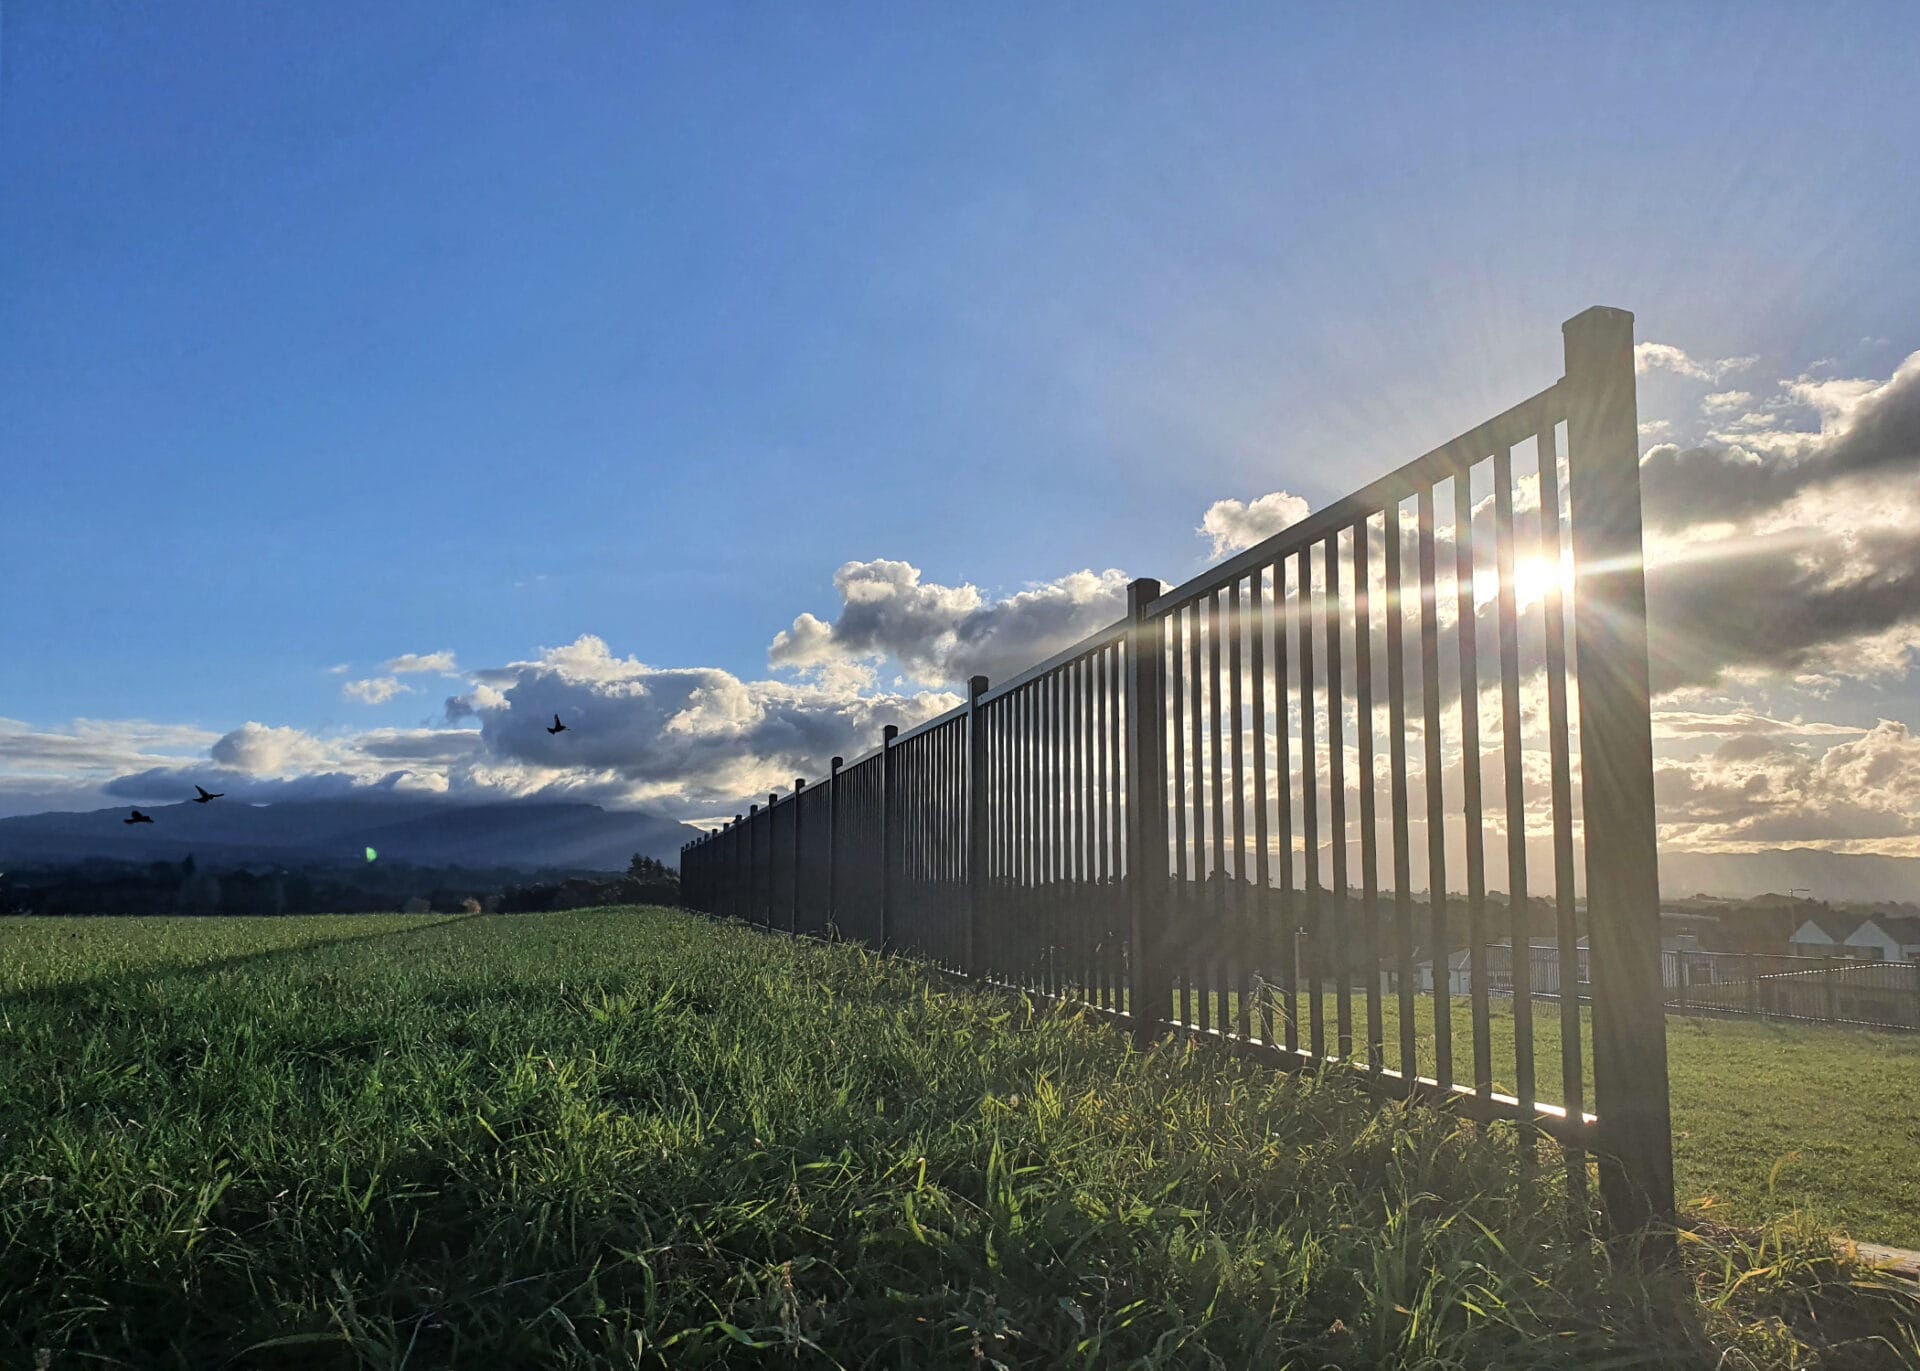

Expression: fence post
xmin=792 ymin=778 xmax=806 ymax=934
xmin=965 ymin=675 xmax=991 ymax=979
xmin=1824 ymin=956 xmax=1839 ymax=1022
xmin=747 ymin=804 xmax=762 ymax=927
xmin=827 ymin=756 xmax=844 ymax=933
xmin=1746 ymin=952 xmax=1759 ymax=1016
xmin=880 ymin=724 xmax=899 ymax=952
xmin=766 ymin=793 xmax=780 ymax=927
xmin=1564 ymin=305 xmax=1676 ymax=1245
xmin=1123 ymin=577 xmax=1169 ymax=1046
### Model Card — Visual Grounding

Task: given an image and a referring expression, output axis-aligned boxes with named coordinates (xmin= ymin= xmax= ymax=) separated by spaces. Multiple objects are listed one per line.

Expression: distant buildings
xmin=1788 ymin=914 xmax=1920 ymax=962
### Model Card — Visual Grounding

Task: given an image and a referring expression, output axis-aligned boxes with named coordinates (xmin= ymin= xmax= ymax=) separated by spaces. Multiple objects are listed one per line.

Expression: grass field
xmin=1147 ymin=980 xmax=1920 ymax=1249
xmin=1 ymin=908 xmax=1916 ymax=1368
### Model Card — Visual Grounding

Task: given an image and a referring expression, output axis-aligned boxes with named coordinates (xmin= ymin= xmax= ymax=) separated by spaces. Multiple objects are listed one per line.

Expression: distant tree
xmin=627 ymin=854 xmax=677 ymax=882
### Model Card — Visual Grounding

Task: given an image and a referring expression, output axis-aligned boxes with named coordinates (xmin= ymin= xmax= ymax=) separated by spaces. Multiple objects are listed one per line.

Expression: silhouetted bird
xmin=547 ymin=714 xmax=569 ymax=735
xmin=124 ymin=810 xmax=154 ymax=825
xmin=193 ymin=785 xmax=224 ymax=804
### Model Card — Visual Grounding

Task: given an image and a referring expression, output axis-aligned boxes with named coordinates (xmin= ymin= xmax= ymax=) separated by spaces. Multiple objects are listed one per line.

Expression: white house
xmin=1844 ymin=915 xmax=1920 ymax=963
xmin=1789 ymin=915 xmax=1865 ymax=958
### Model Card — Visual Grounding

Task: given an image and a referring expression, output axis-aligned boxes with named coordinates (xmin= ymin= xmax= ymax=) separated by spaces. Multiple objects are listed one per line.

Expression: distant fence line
xmin=683 ymin=307 xmax=1675 ymax=1239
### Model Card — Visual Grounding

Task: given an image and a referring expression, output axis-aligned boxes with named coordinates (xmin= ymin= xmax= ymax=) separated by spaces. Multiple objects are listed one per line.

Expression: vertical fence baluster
xmin=1356 ymin=521 xmax=1383 ymax=1075
xmin=1419 ymin=486 xmax=1451 ymax=1092
xmin=1172 ymin=606 xmax=1190 ymax=1028
xmin=1493 ymin=442 xmax=1536 ymax=1160
xmin=1299 ymin=545 xmax=1323 ymax=1059
xmin=1208 ymin=588 xmax=1228 ymax=1034
xmin=1386 ymin=504 xmax=1418 ymax=1087
xmin=1250 ymin=565 xmax=1274 ymax=1046
xmin=1456 ymin=473 xmax=1492 ymax=1109
xmin=880 ymin=725 xmax=899 ymax=951
xmin=1276 ymin=558 xmax=1297 ymax=1053
xmin=1229 ymin=577 xmax=1251 ymax=1042
xmin=1327 ymin=535 xmax=1351 ymax=1060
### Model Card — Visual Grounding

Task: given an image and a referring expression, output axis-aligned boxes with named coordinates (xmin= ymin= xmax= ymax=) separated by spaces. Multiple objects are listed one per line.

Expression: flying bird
xmin=193 ymin=785 xmax=224 ymax=804
xmin=547 ymin=714 xmax=568 ymax=735
xmin=124 ymin=810 xmax=154 ymax=825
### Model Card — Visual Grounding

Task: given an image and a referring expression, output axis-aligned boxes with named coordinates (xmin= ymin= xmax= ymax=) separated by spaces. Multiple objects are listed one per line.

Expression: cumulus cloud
xmin=1634 ymin=341 xmax=1758 ymax=383
xmin=210 ymin=722 xmax=345 ymax=776
xmin=342 ymin=676 xmax=411 ymax=705
xmin=1635 ymin=348 xmax=1920 ymax=691
xmin=384 ymin=650 xmax=459 ymax=675
xmin=768 ymin=559 xmax=1132 ymax=687
xmin=1197 ymin=490 xmax=1311 ymax=559
xmin=1701 ymin=390 xmax=1754 ymax=414
xmin=1641 ymin=350 xmax=1920 ymax=531
xmin=1655 ymin=720 xmax=1920 ymax=855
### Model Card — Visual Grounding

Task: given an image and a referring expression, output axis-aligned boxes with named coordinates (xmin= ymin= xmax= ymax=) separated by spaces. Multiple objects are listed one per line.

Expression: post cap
xmin=830 ymin=755 xmax=844 ymax=771
xmin=1127 ymin=577 xmax=1164 ymax=614
xmin=795 ymin=777 xmax=806 ymax=791
xmin=968 ymin=674 xmax=990 ymax=699
xmin=882 ymin=723 xmax=899 ymax=741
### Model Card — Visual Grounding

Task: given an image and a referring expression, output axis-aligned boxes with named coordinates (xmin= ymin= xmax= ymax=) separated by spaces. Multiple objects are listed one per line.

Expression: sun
xmin=1511 ymin=551 xmax=1575 ymax=612
xmin=1475 ymin=551 xmax=1575 ymax=613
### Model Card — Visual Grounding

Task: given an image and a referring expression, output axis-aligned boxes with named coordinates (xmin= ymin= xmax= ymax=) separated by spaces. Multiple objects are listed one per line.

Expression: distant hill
xmin=0 ymin=796 xmax=700 ymax=873
xmin=1658 ymin=848 xmax=1920 ymax=905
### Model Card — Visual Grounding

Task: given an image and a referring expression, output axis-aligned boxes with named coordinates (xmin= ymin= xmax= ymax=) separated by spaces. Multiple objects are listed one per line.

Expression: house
xmin=1788 ymin=915 xmax=1864 ymax=958
xmin=1844 ymin=915 xmax=1920 ymax=963
xmin=1392 ymin=939 xmax=1589 ymax=997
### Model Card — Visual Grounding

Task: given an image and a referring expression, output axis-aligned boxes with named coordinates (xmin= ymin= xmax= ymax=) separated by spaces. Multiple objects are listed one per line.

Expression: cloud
xmin=1701 ymin=390 xmax=1754 ymax=414
xmin=769 ymin=559 xmax=1132 ymax=687
xmin=1655 ymin=720 xmax=1920 ymax=855
xmin=1641 ymin=351 xmax=1920 ymax=531
xmin=343 ymin=676 xmax=411 ymax=705
xmin=325 ymin=663 xmax=351 ymax=675
xmin=210 ymin=722 xmax=344 ymax=776
xmin=444 ymin=681 xmax=509 ymax=722
xmin=0 ymin=717 xmax=223 ymax=815
xmin=1631 ymin=349 xmax=1920 ymax=691
xmin=1197 ymin=490 xmax=1311 ymax=559
xmin=1651 ymin=709 xmax=1868 ymax=741
xmin=1634 ymin=342 xmax=1758 ymax=383
xmin=384 ymin=651 xmax=459 ymax=675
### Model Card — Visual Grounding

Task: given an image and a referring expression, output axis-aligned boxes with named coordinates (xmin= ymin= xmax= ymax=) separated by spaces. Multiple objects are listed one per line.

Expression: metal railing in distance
xmin=1664 ymin=949 xmax=1920 ymax=1031
xmin=681 ymin=307 xmax=1673 ymax=1239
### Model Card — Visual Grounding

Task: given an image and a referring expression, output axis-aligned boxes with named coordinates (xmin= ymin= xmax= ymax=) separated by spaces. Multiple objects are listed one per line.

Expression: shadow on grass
xmin=0 ymin=913 xmax=472 ymax=1010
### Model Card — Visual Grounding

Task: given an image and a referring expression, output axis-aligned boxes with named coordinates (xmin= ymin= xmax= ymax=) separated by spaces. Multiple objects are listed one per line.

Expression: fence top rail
xmin=888 ymin=702 xmax=971 ymax=749
xmin=976 ymin=617 xmax=1128 ymax=706
xmin=1146 ymin=379 xmax=1565 ymax=616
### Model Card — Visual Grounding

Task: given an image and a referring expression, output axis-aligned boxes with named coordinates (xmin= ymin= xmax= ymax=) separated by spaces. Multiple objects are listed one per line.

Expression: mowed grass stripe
xmin=0 ymin=908 xmax=1913 ymax=1369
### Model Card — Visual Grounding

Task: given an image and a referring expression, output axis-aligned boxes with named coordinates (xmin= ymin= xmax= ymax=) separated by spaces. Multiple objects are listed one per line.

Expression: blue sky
xmin=4 ymin=5 xmax=1920 ymax=855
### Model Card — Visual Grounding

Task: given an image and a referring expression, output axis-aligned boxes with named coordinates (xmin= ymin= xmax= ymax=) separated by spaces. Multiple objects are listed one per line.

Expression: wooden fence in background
xmin=682 ymin=307 xmax=1674 ymax=1238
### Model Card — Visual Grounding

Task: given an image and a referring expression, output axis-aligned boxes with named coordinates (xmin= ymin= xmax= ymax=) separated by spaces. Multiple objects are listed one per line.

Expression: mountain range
xmin=0 ymin=796 xmax=701 ymax=874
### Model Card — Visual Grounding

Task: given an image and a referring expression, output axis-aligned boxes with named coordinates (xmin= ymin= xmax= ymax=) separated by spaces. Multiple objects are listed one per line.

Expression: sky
xmin=3 ymin=6 xmax=1920 ymax=866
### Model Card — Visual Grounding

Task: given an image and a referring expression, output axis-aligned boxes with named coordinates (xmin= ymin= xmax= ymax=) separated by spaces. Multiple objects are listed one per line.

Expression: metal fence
xmin=1665 ymin=949 xmax=1920 ymax=1031
xmin=683 ymin=307 xmax=1674 ymax=1235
